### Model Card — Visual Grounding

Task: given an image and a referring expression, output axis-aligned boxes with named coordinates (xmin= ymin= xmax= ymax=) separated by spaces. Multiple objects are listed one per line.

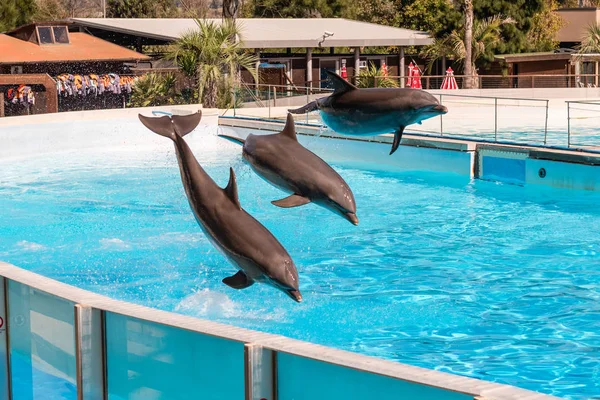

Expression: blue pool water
xmin=1 ymin=129 xmax=599 ymax=399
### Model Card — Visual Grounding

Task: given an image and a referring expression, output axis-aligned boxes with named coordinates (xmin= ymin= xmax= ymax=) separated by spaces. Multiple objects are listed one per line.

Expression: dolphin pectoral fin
xmin=223 ymin=271 xmax=254 ymax=289
xmin=271 ymin=194 xmax=311 ymax=208
xmin=390 ymin=127 xmax=405 ymax=155
xmin=218 ymin=134 xmax=246 ymax=146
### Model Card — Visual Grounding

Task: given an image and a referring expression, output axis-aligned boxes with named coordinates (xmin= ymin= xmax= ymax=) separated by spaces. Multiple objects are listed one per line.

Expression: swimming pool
xmin=1 ymin=115 xmax=599 ymax=399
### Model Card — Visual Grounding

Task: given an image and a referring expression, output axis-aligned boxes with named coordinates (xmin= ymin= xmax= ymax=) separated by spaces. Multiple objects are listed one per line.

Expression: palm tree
xmin=222 ymin=0 xmax=239 ymax=19
xmin=576 ymin=23 xmax=600 ymax=54
xmin=421 ymin=15 xmax=515 ymax=88
xmin=167 ymin=19 xmax=258 ymax=108
xmin=463 ymin=0 xmax=474 ymax=89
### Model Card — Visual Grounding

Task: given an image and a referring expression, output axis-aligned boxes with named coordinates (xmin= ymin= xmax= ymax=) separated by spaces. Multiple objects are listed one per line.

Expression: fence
xmin=0 ymin=262 xmax=559 ymax=400
xmin=228 ymin=83 xmax=553 ymax=148
xmin=566 ymin=100 xmax=600 ymax=149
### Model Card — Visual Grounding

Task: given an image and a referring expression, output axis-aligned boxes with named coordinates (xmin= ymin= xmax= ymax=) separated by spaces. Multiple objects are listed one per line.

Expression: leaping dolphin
xmin=289 ymin=70 xmax=448 ymax=155
xmin=138 ymin=112 xmax=302 ymax=303
xmin=219 ymin=113 xmax=358 ymax=225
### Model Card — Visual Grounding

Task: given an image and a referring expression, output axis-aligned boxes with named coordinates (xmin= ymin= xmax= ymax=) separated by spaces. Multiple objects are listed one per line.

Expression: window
xmin=36 ymin=25 xmax=70 ymax=45
xmin=52 ymin=26 xmax=69 ymax=44
xmin=37 ymin=26 xmax=53 ymax=44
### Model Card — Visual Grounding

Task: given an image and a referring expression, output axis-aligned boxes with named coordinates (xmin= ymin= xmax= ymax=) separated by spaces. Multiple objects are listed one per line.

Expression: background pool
xmin=0 ymin=125 xmax=599 ymax=399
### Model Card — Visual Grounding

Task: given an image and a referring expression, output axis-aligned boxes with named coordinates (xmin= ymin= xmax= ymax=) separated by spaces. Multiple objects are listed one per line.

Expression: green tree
xmin=528 ymin=0 xmax=564 ymax=52
xmin=421 ymin=16 xmax=515 ymax=85
xmin=0 ymin=0 xmax=36 ymax=32
xmin=251 ymin=0 xmax=350 ymax=18
xmin=396 ymin=0 xmax=461 ymax=38
xmin=34 ymin=0 xmax=69 ymax=20
xmin=167 ymin=19 xmax=258 ymax=108
xmin=576 ymin=23 xmax=600 ymax=54
xmin=107 ymin=0 xmax=175 ymax=18
xmin=472 ymin=0 xmax=544 ymax=54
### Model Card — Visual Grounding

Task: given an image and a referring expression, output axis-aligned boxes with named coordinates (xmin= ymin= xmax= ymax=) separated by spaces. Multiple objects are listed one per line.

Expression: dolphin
xmin=138 ymin=112 xmax=302 ymax=302
xmin=218 ymin=113 xmax=358 ymax=225
xmin=289 ymin=70 xmax=448 ymax=155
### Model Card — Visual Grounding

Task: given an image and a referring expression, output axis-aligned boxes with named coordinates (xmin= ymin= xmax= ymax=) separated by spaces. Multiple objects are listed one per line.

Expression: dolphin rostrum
xmin=289 ymin=70 xmax=448 ymax=155
xmin=219 ymin=113 xmax=358 ymax=225
xmin=138 ymin=112 xmax=302 ymax=302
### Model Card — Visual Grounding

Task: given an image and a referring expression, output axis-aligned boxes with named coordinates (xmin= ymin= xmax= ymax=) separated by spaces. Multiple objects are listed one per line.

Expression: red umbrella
xmin=406 ymin=62 xmax=414 ymax=88
xmin=441 ymin=67 xmax=458 ymax=90
xmin=411 ymin=68 xmax=422 ymax=89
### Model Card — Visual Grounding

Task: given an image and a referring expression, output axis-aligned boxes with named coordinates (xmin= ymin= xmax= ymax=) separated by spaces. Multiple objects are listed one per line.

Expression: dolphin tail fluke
xmin=138 ymin=111 xmax=202 ymax=140
xmin=218 ymin=134 xmax=246 ymax=146
xmin=389 ymin=127 xmax=405 ymax=155
xmin=288 ymin=101 xmax=319 ymax=114
xmin=171 ymin=112 xmax=202 ymax=136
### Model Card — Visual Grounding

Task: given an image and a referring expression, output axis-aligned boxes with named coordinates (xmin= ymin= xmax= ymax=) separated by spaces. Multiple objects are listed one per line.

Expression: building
xmin=70 ymin=18 xmax=434 ymax=89
xmin=0 ymin=21 xmax=149 ymax=116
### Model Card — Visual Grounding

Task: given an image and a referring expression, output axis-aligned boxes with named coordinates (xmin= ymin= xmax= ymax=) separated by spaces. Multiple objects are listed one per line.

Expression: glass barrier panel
xmin=105 ymin=312 xmax=244 ymax=400
xmin=8 ymin=280 xmax=77 ymax=400
xmin=277 ymin=353 xmax=472 ymax=400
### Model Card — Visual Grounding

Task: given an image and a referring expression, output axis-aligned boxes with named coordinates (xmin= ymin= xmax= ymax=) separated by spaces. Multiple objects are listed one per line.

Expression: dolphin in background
xmin=138 ymin=112 xmax=302 ymax=303
xmin=289 ymin=70 xmax=448 ymax=155
xmin=219 ymin=113 xmax=358 ymax=225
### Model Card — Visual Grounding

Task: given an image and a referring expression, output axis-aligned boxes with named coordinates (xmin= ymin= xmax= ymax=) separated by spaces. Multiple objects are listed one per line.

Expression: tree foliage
xmin=107 ymin=0 xmax=175 ymax=18
xmin=0 ymin=0 xmax=36 ymax=32
xmin=576 ymin=23 xmax=600 ymax=54
xmin=421 ymin=16 xmax=515 ymax=73
xmin=355 ymin=63 xmax=398 ymax=88
xmin=167 ymin=19 xmax=258 ymax=108
xmin=249 ymin=0 xmax=352 ymax=18
xmin=528 ymin=0 xmax=565 ymax=52
xmin=130 ymin=73 xmax=185 ymax=107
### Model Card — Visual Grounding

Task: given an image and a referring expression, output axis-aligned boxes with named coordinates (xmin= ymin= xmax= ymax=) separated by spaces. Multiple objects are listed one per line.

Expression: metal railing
xmin=0 ymin=262 xmax=558 ymax=400
xmin=437 ymin=94 xmax=550 ymax=145
xmin=566 ymin=100 xmax=600 ymax=148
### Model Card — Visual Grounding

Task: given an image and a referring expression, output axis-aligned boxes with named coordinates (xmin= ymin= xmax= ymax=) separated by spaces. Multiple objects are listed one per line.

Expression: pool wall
xmin=219 ymin=116 xmax=600 ymax=191
xmin=0 ymin=262 xmax=559 ymax=400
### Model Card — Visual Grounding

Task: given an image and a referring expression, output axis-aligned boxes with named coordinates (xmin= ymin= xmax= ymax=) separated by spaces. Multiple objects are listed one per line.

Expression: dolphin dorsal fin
xmin=280 ymin=113 xmax=297 ymax=141
xmin=224 ymin=167 xmax=241 ymax=210
xmin=325 ymin=70 xmax=357 ymax=95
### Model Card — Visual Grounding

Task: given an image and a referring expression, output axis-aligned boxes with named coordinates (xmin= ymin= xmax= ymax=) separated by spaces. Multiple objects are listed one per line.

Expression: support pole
xmin=306 ymin=48 xmax=313 ymax=89
xmin=354 ymin=47 xmax=360 ymax=85
xmin=399 ymin=47 xmax=405 ymax=88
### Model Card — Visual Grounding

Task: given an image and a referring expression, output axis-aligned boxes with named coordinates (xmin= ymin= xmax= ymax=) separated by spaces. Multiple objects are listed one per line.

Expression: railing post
xmin=233 ymin=87 xmax=237 ymax=117
xmin=0 ymin=278 xmax=11 ymax=400
xmin=267 ymin=86 xmax=271 ymax=119
xmin=273 ymin=87 xmax=277 ymax=108
xmin=494 ymin=97 xmax=498 ymax=142
xmin=567 ymin=102 xmax=571 ymax=147
xmin=544 ymin=100 xmax=549 ymax=145
xmin=244 ymin=344 xmax=275 ymax=400
xmin=75 ymin=305 xmax=105 ymax=400
xmin=439 ymin=94 xmax=443 ymax=136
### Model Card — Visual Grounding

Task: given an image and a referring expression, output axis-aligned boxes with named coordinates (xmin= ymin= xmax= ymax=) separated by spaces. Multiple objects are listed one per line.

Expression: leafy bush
xmin=130 ymin=73 xmax=185 ymax=107
xmin=355 ymin=63 xmax=399 ymax=88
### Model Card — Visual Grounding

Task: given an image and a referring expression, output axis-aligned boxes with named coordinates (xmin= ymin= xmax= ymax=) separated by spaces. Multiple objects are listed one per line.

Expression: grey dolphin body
xmin=219 ymin=113 xmax=358 ymax=225
xmin=138 ymin=112 xmax=302 ymax=302
xmin=289 ymin=70 xmax=448 ymax=155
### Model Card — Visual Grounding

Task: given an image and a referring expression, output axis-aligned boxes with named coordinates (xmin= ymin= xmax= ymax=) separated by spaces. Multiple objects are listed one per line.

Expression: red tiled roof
xmin=0 ymin=32 xmax=150 ymax=64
